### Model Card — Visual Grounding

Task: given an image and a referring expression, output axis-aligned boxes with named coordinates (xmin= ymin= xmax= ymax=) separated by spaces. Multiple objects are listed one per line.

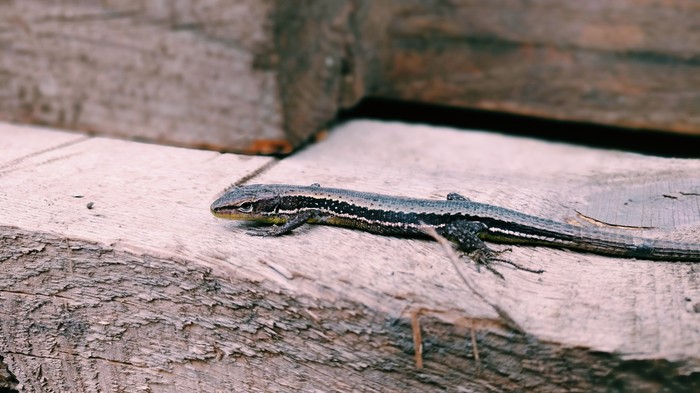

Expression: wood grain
xmin=1 ymin=121 xmax=700 ymax=391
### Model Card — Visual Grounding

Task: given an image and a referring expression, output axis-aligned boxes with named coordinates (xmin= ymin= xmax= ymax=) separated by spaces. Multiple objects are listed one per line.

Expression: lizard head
xmin=210 ymin=184 xmax=284 ymax=223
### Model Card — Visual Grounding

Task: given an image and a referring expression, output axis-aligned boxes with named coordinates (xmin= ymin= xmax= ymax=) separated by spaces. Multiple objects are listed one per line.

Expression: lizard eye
xmin=237 ymin=203 xmax=254 ymax=213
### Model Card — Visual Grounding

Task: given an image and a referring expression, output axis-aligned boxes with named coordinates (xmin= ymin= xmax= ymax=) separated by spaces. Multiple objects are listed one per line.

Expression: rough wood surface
xmin=3 ymin=1 xmax=700 ymax=155
xmin=1 ymin=121 xmax=700 ymax=392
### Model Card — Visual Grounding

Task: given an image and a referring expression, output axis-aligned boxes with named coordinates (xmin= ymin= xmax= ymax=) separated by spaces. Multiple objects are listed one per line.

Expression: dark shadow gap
xmin=337 ymin=98 xmax=700 ymax=158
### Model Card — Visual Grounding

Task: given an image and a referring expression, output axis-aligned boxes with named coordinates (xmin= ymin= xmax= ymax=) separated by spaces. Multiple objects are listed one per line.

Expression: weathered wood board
xmin=367 ymin=0 xmax=700 ymax=136
xmin=2 ymin=1 xmax=700 ymax=154
xmin=0 ymin=0 xmax=289 ymax=153
xmin=1 ymin=120 xmax=700 ymax=392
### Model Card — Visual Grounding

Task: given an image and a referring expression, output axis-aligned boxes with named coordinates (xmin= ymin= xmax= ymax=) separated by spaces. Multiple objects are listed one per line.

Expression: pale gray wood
xmin=1 ymin=121 xmax=699 ymax=391
xmin=0 ymin=1 xmax=286 ymax=152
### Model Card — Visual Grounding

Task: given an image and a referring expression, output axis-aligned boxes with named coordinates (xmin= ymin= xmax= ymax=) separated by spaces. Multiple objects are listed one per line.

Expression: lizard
xmin=210 ymin=183 xmax=700 ymax=272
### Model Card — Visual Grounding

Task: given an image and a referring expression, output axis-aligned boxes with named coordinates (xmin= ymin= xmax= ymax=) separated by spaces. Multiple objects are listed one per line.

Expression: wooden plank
xmin=361 ymin=0 xmax=700 ymax=136
xmin=0 ymin=0 xmax=289 ymax=153
xmin=1 ymin=121 xmax=700 ymax=391
xmin=257 ymin=121 xmax=700 ymax=356
xmin=0 ymin=0 xmax=359 ymax=153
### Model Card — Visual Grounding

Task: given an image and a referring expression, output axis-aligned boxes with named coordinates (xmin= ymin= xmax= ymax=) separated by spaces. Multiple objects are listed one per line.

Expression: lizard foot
xmin=467 ymin=247 xmax=544 ymax=279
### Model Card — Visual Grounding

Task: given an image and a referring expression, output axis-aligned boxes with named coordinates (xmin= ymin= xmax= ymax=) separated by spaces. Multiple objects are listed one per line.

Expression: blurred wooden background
xmin=2 ymin=0 xmax=699 ymax=153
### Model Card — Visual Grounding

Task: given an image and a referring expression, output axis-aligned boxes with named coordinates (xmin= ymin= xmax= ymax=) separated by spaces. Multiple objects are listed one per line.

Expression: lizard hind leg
xmin=438 ymin=220 xmax=543 ymax=278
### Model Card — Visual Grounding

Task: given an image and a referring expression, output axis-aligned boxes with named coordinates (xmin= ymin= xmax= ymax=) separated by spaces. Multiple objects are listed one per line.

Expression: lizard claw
xmin=467 ymin=247 xmax=544 ymax=278
xmin=246 ymin=229 xmax=272 ymax=237
xmin=490 ymin=254 xmax=545 ymax=275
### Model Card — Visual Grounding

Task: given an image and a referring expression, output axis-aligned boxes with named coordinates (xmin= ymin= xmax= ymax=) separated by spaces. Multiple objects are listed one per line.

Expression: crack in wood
xmin=575 ymin=210 xmax=655 ymax=229
xmin=0 ymin=136 xmax=90 ymax=175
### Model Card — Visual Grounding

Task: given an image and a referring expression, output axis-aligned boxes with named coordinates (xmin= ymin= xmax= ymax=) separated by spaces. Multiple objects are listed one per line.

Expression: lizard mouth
xmin=210 ymin=207 xmax=286 ymax=224
xmin=210 ymin=207 xmax=254 ymax=220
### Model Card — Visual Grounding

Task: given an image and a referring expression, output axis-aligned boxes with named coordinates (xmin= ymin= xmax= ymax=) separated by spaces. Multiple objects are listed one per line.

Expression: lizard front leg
xmin=247 ymin=210 xmax=320 ymax=237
